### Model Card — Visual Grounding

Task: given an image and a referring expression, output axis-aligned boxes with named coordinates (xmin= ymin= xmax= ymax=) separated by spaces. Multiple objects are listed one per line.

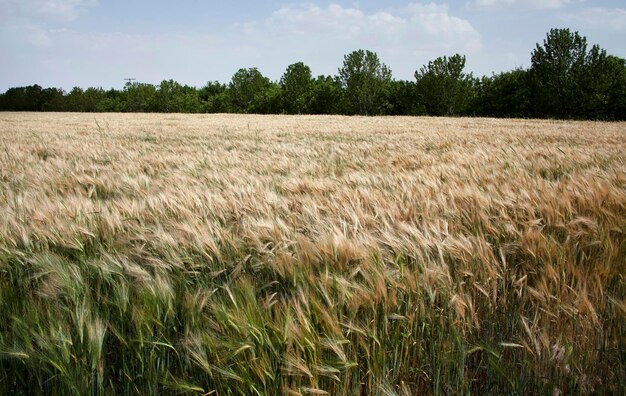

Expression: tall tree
xmin=76 ymin=87 xmax=106 ymax=112
xmin=530 ymin=28 xmax=592 ymax=118
xmin=153 ymin=80 xmax=201 ymax=113
xmin=0 ymin=85 xmax=44 ymax=111
xmin=199 ymin=81 xmax=230 ymax=113
xmin=40 ymin=87 xmax=66 ymax=111
xmin=415 ymin=54 xmax=476 ymax=116
xmin=578 ymin=51 xmax=626 ymax=120
xmin=253 ymin=83 xmax=282 ymax=114
xmin=308 ymin=75 xmax=343 ymax=115
xmin=477 ymin=69 xmax=531 ymax=118
xmin=96 ymin=89 xmax=123 ymax=112
xmin=121 ymin=82 xmax=157 ymax=112
xmin=338 ymin=50 xmax=392 ymax=115
xmin=229 ymin=68 xmax=271 ymax=113
xmin=280 ymin=62 xmax=313 ymax=114
xmin=602 ymin=56 xmax=626 ymax=120
xmin=387 ymin=80 xmax=424 ymax=116
xmin=154 ymin=80 xmax=181 ymax=113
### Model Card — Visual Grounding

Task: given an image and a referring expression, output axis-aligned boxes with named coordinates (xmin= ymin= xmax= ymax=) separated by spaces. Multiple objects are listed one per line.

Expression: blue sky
xmin=1 ymin=0 xmax=625 ymax=91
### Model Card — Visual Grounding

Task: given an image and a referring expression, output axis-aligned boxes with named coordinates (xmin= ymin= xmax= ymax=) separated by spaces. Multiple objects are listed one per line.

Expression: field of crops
xmin=1 ymin=113 xmax=625 ymax=394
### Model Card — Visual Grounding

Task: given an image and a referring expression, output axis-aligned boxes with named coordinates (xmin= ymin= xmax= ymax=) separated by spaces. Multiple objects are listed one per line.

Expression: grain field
xmin=0 ymin=113 xmax=625 ymax=395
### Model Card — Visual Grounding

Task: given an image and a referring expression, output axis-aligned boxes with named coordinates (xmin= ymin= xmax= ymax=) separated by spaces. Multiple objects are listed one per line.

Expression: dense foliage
xmin=1 ymin=28 xmax=625 ymax=119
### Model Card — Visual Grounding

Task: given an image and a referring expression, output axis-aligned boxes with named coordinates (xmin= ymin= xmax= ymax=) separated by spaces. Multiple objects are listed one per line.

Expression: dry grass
xmin=0 ymin=112 xmax=625 ymax=395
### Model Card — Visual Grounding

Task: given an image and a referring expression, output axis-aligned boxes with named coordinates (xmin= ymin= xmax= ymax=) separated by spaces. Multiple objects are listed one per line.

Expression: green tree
xmin=415 ymin=54 xmax=476 ymax=116
xmin=96 ymin=89 xmax=123 ymax=112
xmin=154 ymin=80 xmax=201 ymax=113
xmin=477 ymin=69 xmax=531 ymax=118
xmin=0 ymin=85 xmax=43 ymax=111
xmin=66 ymin=87 xmax=85 ymax=111
xmin=229 ymin=68 xmax=271 ymax=113
xmin=254 ymin=83 xmax=282 ymax=114
xmin=199 ymin=81 xmax=231 ymax=113
xmin=40 ymin=88 xmax=66 ymax=111
xmin=121 ymin=82 xmax=157 ymax=112
xmin=578 ymin=52 xmax=626 ymax=120
xmin=154 ymin=80 xmax=181 ymax=112
xmin=530 ymin=28 xmax=592 ymax=118
xmin=530 ymin=28 xmax=626 ymax=119
xmin=308 ymin=75 xmax=343 ymax=114
xmin=602 ymin=56 xmax=626 ymax=120
xmin=82 ymin=87 xmax=106 ymax=112
xmin=172 ymin=90 xmax=202 ymax=113
xmin=387 ymin=80 xmax=424 ymax=116
xmin=280 ymin=62 xmax=313 ymax=114
xmin=338 ymin=50 xmax=392 ymax=115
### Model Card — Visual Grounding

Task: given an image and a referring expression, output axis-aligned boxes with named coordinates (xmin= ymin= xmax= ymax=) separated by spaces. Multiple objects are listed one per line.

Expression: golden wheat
xmin=0 ymin=112 xmax=625 ymax=394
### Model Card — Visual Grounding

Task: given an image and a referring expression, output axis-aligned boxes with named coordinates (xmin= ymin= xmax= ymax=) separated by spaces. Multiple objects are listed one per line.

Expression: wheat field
xmin=0 ymin=112 xmax=625 ymax=395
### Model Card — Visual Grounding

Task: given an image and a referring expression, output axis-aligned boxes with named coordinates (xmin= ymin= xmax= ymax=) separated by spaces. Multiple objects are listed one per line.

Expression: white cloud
xmin=560 ymin=8 xmax=626 ymax=31
xmin=239 ymin=2 xmax=481 ymax=78
xmin=0 ymin=0 xmax=98 ymax=22
xmin=473 ymin=0 xmax=584 ymax=9
xmin=0 ymin=21 xmax=226 ymax=89
xmin=0 ymin=2 xmax=483 ymax=88
xmin=261 ymin=4 xmax=369 ymax=40
xmin=474 ymin=0 xmax=514 ymax=7
xmin=260 ymin=2 xmax=482 ymax=50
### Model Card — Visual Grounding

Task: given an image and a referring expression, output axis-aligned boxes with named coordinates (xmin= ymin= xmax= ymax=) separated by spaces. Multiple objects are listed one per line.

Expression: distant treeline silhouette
xmin=1 ymin=29 xmax=625 ymax=120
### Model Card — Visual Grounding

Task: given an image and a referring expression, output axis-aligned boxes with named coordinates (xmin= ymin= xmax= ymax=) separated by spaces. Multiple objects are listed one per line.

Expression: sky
xmin=1 ymin=0 xmax=625 ymax=91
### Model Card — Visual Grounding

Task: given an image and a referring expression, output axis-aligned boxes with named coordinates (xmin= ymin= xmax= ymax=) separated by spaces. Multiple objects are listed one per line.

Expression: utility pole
xmin=124 ymin=78 xmax=136 ymax=86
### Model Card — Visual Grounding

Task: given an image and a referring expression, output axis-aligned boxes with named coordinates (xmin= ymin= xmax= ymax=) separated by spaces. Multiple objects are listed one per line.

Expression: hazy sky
xmin=1 ymin=0 xmax=625 ymax=91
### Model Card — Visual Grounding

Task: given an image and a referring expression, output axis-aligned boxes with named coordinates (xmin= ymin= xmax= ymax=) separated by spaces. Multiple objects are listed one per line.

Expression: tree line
xmin=1 ymin=28 xmax=625 ymax=120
